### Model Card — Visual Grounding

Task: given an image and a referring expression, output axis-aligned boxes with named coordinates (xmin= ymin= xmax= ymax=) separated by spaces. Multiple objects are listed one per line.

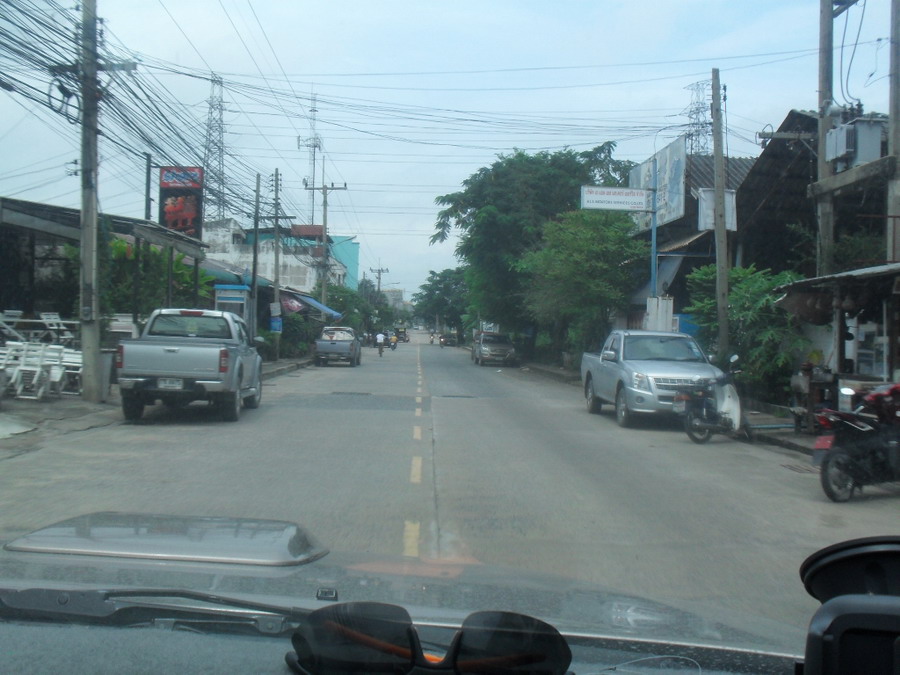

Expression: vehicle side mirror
xmin=601 ymin=350 xmax=617 ymax=361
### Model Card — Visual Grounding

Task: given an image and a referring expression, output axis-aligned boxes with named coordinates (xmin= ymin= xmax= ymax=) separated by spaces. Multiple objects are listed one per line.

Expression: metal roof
xmin=775 ymin=262 xmax=900 ymax=292
xmin=687 ymin=155 xmax=756 ymax=191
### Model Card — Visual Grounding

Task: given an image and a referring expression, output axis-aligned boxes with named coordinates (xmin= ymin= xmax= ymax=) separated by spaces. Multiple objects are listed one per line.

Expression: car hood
xmin=0 ymin=513 xmax=802 ymax=657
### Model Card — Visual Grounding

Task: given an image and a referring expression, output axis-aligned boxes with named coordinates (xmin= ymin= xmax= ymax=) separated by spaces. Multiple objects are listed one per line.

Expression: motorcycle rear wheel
xmin=685 ymin=411 xmax=713 ymax=444
xmin=820 ymin=450 xmax=856 ymax=502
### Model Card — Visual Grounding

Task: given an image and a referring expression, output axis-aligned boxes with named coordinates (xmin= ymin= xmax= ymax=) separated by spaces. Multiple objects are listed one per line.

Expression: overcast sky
xmin=0 ymin=0 xmax=891 ymax=297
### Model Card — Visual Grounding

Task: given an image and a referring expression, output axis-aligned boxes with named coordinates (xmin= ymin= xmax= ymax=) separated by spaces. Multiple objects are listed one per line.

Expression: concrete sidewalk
xmin=0 ymin=357 xmax=312 ymax=442
xmin=1 ymin=355 xmax=816 ymax=456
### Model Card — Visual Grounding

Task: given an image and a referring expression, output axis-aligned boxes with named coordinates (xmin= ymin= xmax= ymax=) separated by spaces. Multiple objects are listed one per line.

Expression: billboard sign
xmin=581 ymin=186 xmax=650 ymax=212
xmin=159 ymin=166 xmax=204 ymax=239
xmin=628 ymin=135 xmax=686 ymax=230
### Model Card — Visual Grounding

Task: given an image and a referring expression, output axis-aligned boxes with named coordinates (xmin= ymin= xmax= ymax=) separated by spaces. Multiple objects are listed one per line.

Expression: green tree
xmin=517 ymin=210 xmax=649 ymax=354
xmin=431 ymin=143 xmax=633 ymax=329
xmin=684 ymin=264 xmax=808 ymax=399
xmin=323 ymin=285 xmax=367 ymax=332
xmin=62 ymin=237 xmax=215 ymax=319
xmin=412 ymin=268 xmax=469 ymax=337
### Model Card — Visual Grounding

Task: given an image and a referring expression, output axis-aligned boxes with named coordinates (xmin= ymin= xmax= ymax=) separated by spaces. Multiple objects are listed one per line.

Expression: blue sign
xmin=270 ymin=317 xmax=283 ymax=333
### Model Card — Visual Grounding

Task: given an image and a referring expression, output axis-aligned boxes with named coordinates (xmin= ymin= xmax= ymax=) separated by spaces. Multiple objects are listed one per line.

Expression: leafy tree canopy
xmin=516 ymin=210 xmax=649 ymax=352
xmin=430 ymin=143 xmax=634 ymax=329
xmin=412 ymin=267 xmax=469 ymax=333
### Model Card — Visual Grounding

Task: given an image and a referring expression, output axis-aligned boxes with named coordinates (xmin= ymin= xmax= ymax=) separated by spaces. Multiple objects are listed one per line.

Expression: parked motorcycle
xmin=673 ymin=355 xmax=751 ymax=444
xmin=815 ymin=384 xmax=900 ymax=502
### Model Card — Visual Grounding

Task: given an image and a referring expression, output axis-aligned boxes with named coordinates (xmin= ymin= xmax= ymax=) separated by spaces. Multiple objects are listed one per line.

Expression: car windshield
xmin=0 ymin=1 xmax=894 ymax=672
xmin=148 ymin=315 xmax=230 ymax=339
xmin=623 ymin=335 xmax=705 ymax=362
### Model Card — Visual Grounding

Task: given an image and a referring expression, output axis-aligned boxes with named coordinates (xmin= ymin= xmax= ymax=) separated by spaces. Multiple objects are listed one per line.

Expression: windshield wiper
xmin=0 ymin=587 xmax=310 ymax=635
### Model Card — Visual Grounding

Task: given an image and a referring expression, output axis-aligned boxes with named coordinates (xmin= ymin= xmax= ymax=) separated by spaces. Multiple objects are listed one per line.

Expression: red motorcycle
xmin=815 ymin=384 xmax=900 ymax=502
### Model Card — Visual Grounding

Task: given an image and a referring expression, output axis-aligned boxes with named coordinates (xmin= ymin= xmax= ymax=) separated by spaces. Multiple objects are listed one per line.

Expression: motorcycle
xmin=390 ymin=340 xmax=397 ymax=351
xmin=673 ymin=355 xmax=751 ymax=444
xmin=815 ymin=383 xmax=900 ymax=502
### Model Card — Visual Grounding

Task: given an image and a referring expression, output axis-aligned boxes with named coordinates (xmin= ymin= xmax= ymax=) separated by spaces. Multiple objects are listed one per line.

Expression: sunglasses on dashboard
xmin=285 ymin=601 xmax=572 ymax=674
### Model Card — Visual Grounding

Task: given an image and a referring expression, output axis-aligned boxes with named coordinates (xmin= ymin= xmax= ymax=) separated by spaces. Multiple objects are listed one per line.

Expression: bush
xmin=684 ymin=264 xmax=808 ymax=401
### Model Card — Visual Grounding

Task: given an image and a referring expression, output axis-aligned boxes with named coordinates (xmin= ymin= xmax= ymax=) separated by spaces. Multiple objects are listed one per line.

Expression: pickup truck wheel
xmin=243 ymin=379 xmax=262 ymax=409
xmin=220 ymin=391 xmax=241 ymax=422
xmin=122 ymin=394 xmax=144 ymax=421
xmin=585 ymin=379 xmax=602 ymax=414
xmin=615 ymin=387 xmax=632 ymax=428
xmin=349 ymin=353 xmax=357 ymax=367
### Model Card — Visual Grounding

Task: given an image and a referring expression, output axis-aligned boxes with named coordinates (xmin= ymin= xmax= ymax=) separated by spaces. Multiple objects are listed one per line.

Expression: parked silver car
xmin=471 ymin=332 xmax=517 ymax=366
xmin=580 ymin=329 xmax=724 ymax=427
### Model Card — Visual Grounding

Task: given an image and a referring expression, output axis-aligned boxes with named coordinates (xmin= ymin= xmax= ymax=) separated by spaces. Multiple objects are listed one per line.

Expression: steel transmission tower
xmin=203 ymin=74 xmax=226 ymax=221
xmin=299 ymin=93 xmax=322 ymax=226
xmin=683 ymin=80 xmax=711 ymax=155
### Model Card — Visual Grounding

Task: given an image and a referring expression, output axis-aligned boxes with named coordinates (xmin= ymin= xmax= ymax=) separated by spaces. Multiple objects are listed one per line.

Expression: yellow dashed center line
xmin=410 ymin=456 xmax=422 ymax=483
xmin=403 ymin=520 xmax=420 ymax=557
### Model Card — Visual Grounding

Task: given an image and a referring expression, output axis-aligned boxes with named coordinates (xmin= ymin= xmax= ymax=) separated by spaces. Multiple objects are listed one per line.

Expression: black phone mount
xmin=797 ymin=536 xmax=900 ymax=674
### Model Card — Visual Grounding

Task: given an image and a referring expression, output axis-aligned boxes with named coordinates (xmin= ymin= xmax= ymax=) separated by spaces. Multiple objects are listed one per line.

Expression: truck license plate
xmin=158 ymin=378 xmax=183 ymax=390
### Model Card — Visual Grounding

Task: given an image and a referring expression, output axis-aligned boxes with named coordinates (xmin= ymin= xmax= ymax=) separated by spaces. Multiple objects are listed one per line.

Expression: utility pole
xmin=250 ymin=174 xmax=261 ymax=339
xmin=79 ymin=0 xmax=101 ymax=402
xmin=816 ymin=0 xmax=838 ymax=276
xmin=50 ymin=0 xmax=135 ymax=402
xmin=261 ymin=169 xmax=294 ymax=359
xmin=711 ymin=68 xmax=729 ymax=361
xmin=305 ymin=180 xmax=347 ymax=315
xmin=888 ymin=0 xmax=900 ymax=261
xmin=370 ymin=266 xmax=389 ymax=294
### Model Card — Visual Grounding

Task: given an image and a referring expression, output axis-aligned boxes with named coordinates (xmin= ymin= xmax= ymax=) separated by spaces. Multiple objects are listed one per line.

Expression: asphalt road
xmin=0 ymin=330 xmax=897 ymax=651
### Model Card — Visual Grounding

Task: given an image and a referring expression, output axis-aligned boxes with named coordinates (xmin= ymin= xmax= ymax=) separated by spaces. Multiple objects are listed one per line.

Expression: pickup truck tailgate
xmin=120 ymin=341 xmax=226 ymax=379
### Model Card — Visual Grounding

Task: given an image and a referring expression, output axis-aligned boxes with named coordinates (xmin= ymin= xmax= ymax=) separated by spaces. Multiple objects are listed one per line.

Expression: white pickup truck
xmin=116 ymin=309 xmax=264 ymax=422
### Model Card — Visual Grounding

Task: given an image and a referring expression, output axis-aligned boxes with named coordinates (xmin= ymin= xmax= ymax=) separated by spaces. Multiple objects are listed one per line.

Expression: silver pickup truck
xmin=116 ymin=309 xmax=264 ymax=422
xmin=581 ymin=329 xmax=723 ymax=428
xmin=313 ymin=326 xmax=361 ymax=367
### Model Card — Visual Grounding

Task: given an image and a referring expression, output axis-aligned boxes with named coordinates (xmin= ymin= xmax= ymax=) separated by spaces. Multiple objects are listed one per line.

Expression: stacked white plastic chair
xmin=39 ymin=312 xmax=76 ymax=346
xmin=12 ymin=343 xmax=49 ymax=400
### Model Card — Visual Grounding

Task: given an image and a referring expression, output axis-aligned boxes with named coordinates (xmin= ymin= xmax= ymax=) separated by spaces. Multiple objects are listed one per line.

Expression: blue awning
xmin=282 ymin=291 xmax=341 ymax=319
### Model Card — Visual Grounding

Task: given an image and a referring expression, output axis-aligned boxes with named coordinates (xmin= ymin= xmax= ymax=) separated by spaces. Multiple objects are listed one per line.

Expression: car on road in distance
xmin=313 ymin=326 xmax=362 ymax=367
xmin=471 ymin=331 xmax=518 ymax=366
xmin=439 ymin=334 xmax=457 ymax=347
xmin=580 ymin=329 xmax=724 ymax=427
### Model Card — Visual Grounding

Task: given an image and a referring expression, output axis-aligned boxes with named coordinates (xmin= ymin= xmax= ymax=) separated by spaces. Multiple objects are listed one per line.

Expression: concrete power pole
xmin=369 ymin=266 xmax=389 ymax=294
xmin=888 ymin=0 xmax=900 ymax=260
xmin=79 ymin=0 xmax=101 ymax=403
xmin=305 ymin=180 xmax=347 ymax=315
xmin=816 ymin=0 xmax=837 ymax=276
xmin=711 ymin=68 xmax=729 ymax=361
xmin=260 ymin=169 xmax=294 ymax=359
